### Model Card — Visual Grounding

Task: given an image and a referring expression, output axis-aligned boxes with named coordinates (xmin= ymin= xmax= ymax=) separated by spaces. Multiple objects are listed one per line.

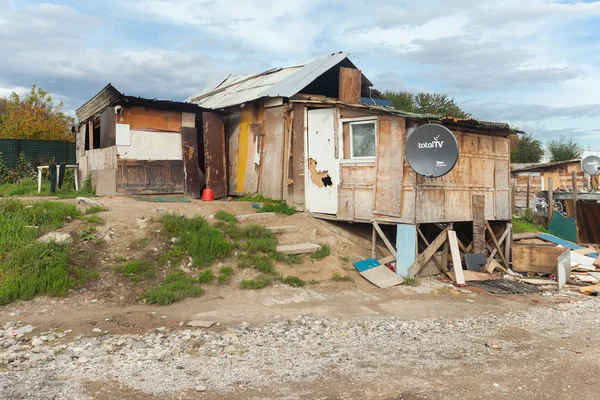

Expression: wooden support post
xmin=486 ymin=224 xmax=511 ymax=266
xmin=511 ymin=179 xmax=516 ymax=215
xmin=372 ymin=221 xmax=396 ymax=257
xmin=504 ymin=222 xmax=512 ymax=269
xmin=526 ymin=176 xmax=531 ymax=210
xmin=548 ymin=177 xmax=553 ymax=222
xmin=572 ymin=171 xmax=578 ymax=243
xmin=407 ymin=228 xmax=449 ymax=278
xmin=417 ymin=227 xmax=448 ymax=274
xmin=485 ymin=221 xmax=508 ymax=267
xmin=472 ymin=195 xmax=485 ymax=254
xmin=448 ymin=231 xmax=465 ymax=284
xmin=371 ymin=225 xmax=377 ymax=259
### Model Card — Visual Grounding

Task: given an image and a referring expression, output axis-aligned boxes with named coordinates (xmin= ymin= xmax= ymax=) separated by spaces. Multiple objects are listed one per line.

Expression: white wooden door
xmin=306 ymin=108 xmax=338 ymax=214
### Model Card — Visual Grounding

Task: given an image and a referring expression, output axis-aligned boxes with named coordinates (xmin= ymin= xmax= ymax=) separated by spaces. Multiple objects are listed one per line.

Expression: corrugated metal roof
xmin=76 ymin=83 xmax=122 ymax=123
xmin=511 ymin=159 xmax=581 ymax=173
xmin=186 ymin=52 xmax=350 ymax=109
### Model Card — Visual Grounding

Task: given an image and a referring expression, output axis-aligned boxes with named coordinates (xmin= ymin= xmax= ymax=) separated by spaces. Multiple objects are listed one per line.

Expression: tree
xmin=547 ymin=136 xmax=584 ymax=162
xmin=382 ymin=90 xmax=471 ymax=118
xmin=511 ymin=133 xmax=544 ymax=163
xmin=0 ymin=85 xmax=74 ymax=141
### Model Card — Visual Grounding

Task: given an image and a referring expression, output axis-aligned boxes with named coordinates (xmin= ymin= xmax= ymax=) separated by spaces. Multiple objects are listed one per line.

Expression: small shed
xmin=76 ymin=84 xmax=227 ymax=198
xmin=188 ymin=52 xmax=517 ymax=277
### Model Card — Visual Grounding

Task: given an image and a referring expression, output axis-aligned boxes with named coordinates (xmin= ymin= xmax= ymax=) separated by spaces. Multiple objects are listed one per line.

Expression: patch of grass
xmin=238 ymin=254 xmax=278 ymax=275
xmin=331 ymin=272 xmax=353 ymax=282
xmin=84 ymin=205 xmax=110 ymax=215
xmin=214 ymin=210 xmax=238 ymax=225
xmin=281 ymin=275 xmax=305 ymax=287
xmin=72 ymin=267 xmax=100 ymax=287
xmin=402 ymin=276 xmax=421 ymax=286
xmin=197 ymin=269 xmax=214 ymax=283
xmin=340 ymin=256 xmax=350 ymax=263
xmin=235 ymin=194 xmax=296 ymax=215
xmin=217 ymin=266 xmax=234 ymax=283
xmin=273 ymin=253 xmax=303 ymax=264
xmin=79 ymin=226 xmax=97 ymax=242
xmin=80 ymin=214 xmax=104 ymax=225
xmin=0 ymin=179 xmax=39 ymax=196
xmin=130 ymin=237 xmax=150 ymax=249
xmin=311 ymin=243 xmax=331 ymax=260
xmin=513 ymin=218 xmax=548 ymax=234
xmin=116 ymin=260 xmax=155 ymax=282
xmin=308 ymin=279 xmax=320 ymax=285
xmin=159 ymin=214 xmax=231 ymax=267
xmin=159 ymin=245 xmax=186 ymax=267
xmin=146 ymin=273 xmax=205 ymax=305
xmin=239 ymin=275 xmax=271 ymax=289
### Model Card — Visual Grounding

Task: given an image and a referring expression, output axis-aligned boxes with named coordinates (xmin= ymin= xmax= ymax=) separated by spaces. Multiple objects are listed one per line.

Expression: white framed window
xmin=349 ymin=121 xmax=377 ymax=160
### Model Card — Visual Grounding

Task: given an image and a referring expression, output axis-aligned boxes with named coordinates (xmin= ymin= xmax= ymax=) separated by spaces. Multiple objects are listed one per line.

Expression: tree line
xmin=0 ymin=85 xmax=75 ymax=142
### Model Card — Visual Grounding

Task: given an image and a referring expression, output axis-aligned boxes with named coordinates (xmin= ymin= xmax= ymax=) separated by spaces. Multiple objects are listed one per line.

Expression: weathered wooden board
xmin=361 ymin=265 xmax=404 ymax=288
xmin=259 ymin=106 xmax=285 ymax=200
xmin=354 ymin=187 xmax=374 ymax=221
xmin=341 ymin=164 xmax=375 ymax=185
xmin=338 ymin=67 xmax=361 ymax=103
xmin=244 ymin=103 xmax=262 ymax=194
xmin=512 ymin=245 xmax=567 ymax=274
xmin=236 ymin=105 xmax=252 ymax=193
xmin=117 ymin=106 xmax=182 ymax=132
xmin=472 ymin=194 xmax=485 ymax=253
xmin=203 ymin=112 xmax=227 ymax=199
xmin=225 ymin=112 xmax=240 ymax=194
xmin=408 ymin=228 xmax=448 ymax=278
xmin=292 ymin=104 xmax=305 ymax=209
xmin=448 ymin=230 xmax=466 ymax=284
xmin=373 ymin=116 xmax=405 ymax=217
xmin=181 ymin=126 xmax=200 ymax=198
xmin=338 ymin=186 xmax=355 ymax=220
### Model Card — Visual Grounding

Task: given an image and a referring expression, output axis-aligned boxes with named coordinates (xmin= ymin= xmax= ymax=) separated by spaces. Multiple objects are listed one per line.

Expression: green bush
xmin=146 ymin=273 xmax=205 ymax=305
xmin=311 ymin=244 xmax=331 ymax=260
xmin=281 ymin=276 xmax=305 ymax=287
xmin=217 ymin=266 xmax=234 ymax=283
xmin=240 ymin=275 xmax=271 ymax=289
xmin=197 ymin=269 xmax=214 ymax=283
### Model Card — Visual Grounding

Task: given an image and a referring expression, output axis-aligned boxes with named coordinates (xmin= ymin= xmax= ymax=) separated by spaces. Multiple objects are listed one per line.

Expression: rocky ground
xmin=2 ymin=297 xmax=599 ymax=399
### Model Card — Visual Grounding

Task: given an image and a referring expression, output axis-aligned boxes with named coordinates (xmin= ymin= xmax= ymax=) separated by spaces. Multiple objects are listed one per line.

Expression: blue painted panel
xmin=396 ymin=224 xmax=417 ymax=277
xmin=538 ymin=233 xmax=599 ymax=258
xmin=353 ymin=258 xmax=380 ymax=273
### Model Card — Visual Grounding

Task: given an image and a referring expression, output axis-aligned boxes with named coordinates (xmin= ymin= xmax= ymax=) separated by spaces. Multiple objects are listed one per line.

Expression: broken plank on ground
xmin=236 ymin=212 xmax=276 ymax=221
xmin=276 ymin=243 xmax=321 ymax=255
xmin=360 ymin=265 xmax=404 ymax=289
xmin=266 ymin=225 xmax=299 ymax=233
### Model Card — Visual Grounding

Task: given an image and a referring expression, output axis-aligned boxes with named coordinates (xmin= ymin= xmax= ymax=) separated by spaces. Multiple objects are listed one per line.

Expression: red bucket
xmin=201 ymin=188 xmax=214 ymax=201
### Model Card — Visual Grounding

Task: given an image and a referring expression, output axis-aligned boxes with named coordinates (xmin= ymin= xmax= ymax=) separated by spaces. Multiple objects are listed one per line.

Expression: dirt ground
xmin=1 ymin=196 xmax=599 ymax=399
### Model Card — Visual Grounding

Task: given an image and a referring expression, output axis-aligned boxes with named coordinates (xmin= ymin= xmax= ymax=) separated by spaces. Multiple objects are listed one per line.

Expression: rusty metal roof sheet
xmin=186 ymin=52 xmax=351 ymax=109
xmin=76 ymin=83 xmax=122 ymax=123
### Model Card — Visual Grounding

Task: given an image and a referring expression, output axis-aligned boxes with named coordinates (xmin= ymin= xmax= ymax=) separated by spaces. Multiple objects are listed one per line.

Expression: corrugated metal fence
xmin=0 ymin=138 xmax=76 ymax=168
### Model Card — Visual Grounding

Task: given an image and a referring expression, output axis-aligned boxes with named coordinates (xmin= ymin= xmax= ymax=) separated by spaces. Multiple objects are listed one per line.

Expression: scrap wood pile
xmin=512 ymin=232 xmax=600 ymax=295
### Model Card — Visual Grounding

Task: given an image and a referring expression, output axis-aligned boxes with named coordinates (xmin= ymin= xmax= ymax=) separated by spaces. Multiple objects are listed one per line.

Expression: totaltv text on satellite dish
xmin=405 ymin=124 xmax=459 ymax=177
xmin=582 ymin=155 xmax=600 ymax=176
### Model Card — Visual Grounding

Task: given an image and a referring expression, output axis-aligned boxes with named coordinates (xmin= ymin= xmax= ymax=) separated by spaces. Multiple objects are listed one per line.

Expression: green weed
xmin=214 ymin=210 xmax=238 ymax=225
xmin=272 ymin=252 xmax=303 ymax=264
xmin=239 ymin=275 xmax=271 ymax=289
xmin=311 ymin=244 xmax=331 ymax=260
xmin=146 ymin=273 xmax=205 ymax=305
xmin=80 ymin=214 xmax=104 ymax=225
xmin=238 ymin=254 xmax=278 ymax=275
xmin=281 ymin=276 xmax=305 ymax=287
xmin=79 ymin=226 xmax=97 ymax=242
xmin=197 ymin=269 xmax=214 ymax=283
xmin=513 ymin=218 xmax=548 ymax=234
xmin=85 ymin=205 xmax=110 ymax=215
xmin=235 ymin=194 xmax=296 ymax=215
xmin=402 ymin=276 xmax=421 ymax=286
xmin=116 ymin=260 xmax=155 ymax=282
xmin=217 ymin=266 xmax=234 ymax=283
xmin=159 ymin=214 xmax=231 ymax=267
xmin=331 ymin=272 xmax=353 ymax=282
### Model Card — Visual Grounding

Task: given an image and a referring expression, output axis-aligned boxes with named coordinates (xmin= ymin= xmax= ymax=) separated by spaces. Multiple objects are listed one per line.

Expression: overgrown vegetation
xmin=159 ymin=214 xmax=231 ymax=267
xmin=511 ymin=133 xmax=544 ymax=163
xmin=0 ymin=199 xmax=84 ymax=305
xmin=382 ymin=90 xmax=471 ymax=118
xmin=214 ymin=210 xmax=238 ymax=224
xmin=281 ymin=275 xmax=305 ymax=287
xmin=513 ymin=217 xmax=548 ymax=234
xmin=547 ymin=136 xmax=584 ymax=162
xmin=236 ymin=194 xmax=296 ymax=215
xmin=331 ymin=272 xmax=353 ymax=282
xmin=311 ymin=243 xmax=331 ymax=260
xmin=240 ymin=275 xmax=271 ymax=289
xmin=145 ymin=272 xmax=205 ymax=305
xmin=116 ymin=260 xmax=155 ymax=282
xmin=217 ymin=266 xmax=234 ymax=283
xmin=85 ymin=205 xmax=110 ymax=215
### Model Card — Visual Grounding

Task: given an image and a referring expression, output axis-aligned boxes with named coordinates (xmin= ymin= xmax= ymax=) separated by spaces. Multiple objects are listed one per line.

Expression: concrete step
xmin=266 ymin=225 xmax=299 ymax=234
xmin=276 ymin=243 xmax=321 ymax=255
xmin=236 ymin=212 xmax=276 ymax=221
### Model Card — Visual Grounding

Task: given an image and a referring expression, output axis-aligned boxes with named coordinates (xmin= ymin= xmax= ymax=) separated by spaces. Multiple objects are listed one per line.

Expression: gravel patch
xmin=1 ymin=298 xmax=599 ymax=398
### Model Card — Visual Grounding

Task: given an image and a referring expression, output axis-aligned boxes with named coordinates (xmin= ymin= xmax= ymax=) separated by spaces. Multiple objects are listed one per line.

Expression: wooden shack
xmin=76 ymin=84 xmax=227 ymax=198
xmin=188 ymin=52 xmax=516 ymax=277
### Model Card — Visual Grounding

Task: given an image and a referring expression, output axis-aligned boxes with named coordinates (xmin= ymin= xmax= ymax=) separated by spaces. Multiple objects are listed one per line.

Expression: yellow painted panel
xmin=236 ymin=105 xmax=252 ymax=193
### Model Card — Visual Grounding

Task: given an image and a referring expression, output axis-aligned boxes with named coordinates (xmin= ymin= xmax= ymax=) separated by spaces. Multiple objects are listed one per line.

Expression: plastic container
xmin=201 ymin=188 xmax=215 ymax=201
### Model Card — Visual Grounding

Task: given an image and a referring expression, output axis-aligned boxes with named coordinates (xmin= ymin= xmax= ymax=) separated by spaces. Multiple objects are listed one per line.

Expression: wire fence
xmin=0 ymin=138 xmax=76 ymax=168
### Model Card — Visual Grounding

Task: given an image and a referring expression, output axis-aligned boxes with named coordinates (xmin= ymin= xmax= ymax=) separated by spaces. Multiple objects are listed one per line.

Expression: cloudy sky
xmin=1 ymin=0 xmax=599 ymax=148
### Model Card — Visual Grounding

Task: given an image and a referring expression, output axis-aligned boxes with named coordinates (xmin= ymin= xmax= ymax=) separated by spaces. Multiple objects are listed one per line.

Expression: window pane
xmin=351 ymin=123 xmax=376 ymax=158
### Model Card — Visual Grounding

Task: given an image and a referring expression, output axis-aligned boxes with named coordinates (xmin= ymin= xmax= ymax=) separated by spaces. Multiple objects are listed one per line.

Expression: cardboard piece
xmin=486 ymin=259 xmax=508 ymax=274
xmin=360 ymin=265 xmax=404 ymax=288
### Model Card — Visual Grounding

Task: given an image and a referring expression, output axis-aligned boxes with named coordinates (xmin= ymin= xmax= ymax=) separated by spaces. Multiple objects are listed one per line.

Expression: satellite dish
xmin=405 ymin=124 xmax=459 ymax=177
xmin=582 ymin=155 xmax=600 ymax=175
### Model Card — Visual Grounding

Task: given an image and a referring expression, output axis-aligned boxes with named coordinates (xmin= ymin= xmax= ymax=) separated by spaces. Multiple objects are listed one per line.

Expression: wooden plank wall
xmin=513 ymin=173 xmax=587 ymax=209
xmin=181 ymin=126 xmax=200 ymax=198
xmin=291 ymin=104 xmax=305 ymax=210
xmin=338 ymin=67 xmax=361 ymax=103
xmin=117 ymin=159 xmax=184 ymax=194
xmin=225 ymin=112 xmax=240 ymax=194
xmin=258 ymin=105 xmax=286 ymax=200
xmin=86 ymin=147 xmax=117 ymax=170
xmin=203 ymin=112 xmax=227 ymax=199
xmin=117 ymin=106 xmax=182 ymax=132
